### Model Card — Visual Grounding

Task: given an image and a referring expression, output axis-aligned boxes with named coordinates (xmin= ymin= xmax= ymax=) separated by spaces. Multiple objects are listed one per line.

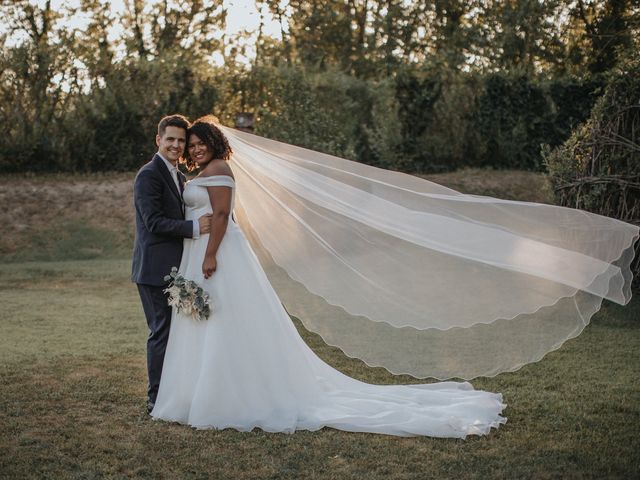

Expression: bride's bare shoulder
xmin=201 ymin=159 xmax=234 ymax=180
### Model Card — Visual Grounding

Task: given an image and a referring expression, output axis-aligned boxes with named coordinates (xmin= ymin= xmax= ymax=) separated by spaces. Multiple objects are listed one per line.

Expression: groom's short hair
xmin=158 ymin=114 xmax=190 ymax=137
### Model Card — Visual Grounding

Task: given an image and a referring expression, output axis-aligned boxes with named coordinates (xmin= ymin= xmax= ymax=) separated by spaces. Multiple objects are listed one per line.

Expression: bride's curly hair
xmin=185 ymin=115 xmax=233 ymax=171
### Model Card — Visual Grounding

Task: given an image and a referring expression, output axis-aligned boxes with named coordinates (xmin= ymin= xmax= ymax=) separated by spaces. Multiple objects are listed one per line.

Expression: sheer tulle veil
xmin=218 ymin=125 xmax=639 ymax=380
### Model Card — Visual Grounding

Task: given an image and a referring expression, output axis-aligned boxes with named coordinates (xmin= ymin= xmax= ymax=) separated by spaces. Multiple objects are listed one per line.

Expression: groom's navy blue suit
xmin=132 ymin=154 xmax=193 ymax=405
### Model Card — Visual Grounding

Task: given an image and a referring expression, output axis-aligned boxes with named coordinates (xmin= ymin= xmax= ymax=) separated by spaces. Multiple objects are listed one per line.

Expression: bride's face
xmin=188 ymin=134 xmax=213 ymax=167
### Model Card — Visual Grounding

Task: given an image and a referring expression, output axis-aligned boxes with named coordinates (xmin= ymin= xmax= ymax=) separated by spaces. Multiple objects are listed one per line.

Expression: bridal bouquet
xmin=164 ymin=267 xmax=213 ymax=321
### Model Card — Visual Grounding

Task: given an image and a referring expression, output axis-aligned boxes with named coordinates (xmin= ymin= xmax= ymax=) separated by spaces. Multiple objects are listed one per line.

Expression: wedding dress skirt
xmin=151 ymin=176 xmax=506 ymax=437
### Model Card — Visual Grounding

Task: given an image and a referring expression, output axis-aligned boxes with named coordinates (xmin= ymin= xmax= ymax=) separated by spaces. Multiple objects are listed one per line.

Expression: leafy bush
xmin=245 ymin=66 xmax=368 ymax=162
xmin=368 ymin=68 xmax=603 ymax=173
xmin=544 ymin=53 xmax=640 ymax=286
xmin=0 ymin=59 xmax=608 ymax=174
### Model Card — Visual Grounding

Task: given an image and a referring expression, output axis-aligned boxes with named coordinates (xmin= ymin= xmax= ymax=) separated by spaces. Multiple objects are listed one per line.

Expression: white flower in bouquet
xmin=166 ymin=285 xmax=182 ymax=308
xmin=163 ymin=267 xmax=213 ymax=321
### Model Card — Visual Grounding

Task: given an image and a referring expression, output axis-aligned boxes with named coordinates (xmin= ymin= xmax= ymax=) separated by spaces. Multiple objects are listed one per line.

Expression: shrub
xmin=544 ymin=53 xmax=640 ymax=286
xmin=246 ymin=66 xmax=368 ymax=162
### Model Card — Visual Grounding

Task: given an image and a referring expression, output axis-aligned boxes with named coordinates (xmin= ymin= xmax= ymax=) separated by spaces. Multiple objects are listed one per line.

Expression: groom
xmin=131 ymin=114 xmax=212 ymax=413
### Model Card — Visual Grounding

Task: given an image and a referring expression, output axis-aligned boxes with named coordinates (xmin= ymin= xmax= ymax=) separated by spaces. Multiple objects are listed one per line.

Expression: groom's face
xmin=156 ymin=126 xmax=187 ymax=165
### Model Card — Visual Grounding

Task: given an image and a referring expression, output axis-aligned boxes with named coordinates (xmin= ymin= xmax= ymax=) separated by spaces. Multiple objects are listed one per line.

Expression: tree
xmin=119 ymin=0 xmax=226 ymax=62
xmin=574 ymin=0 xmax=636 ymax=74
xmin=0 ymin=0 xmax=79 ymax=170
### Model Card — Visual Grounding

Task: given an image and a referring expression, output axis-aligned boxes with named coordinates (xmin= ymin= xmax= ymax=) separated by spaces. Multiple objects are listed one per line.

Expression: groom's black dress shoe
xmin=147 ymin=400 xmax=155 ymax=415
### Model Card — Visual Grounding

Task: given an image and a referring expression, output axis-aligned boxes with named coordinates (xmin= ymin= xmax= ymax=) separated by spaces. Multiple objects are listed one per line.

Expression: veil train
xmin=220 ymin=126 xmax=639 ymax=380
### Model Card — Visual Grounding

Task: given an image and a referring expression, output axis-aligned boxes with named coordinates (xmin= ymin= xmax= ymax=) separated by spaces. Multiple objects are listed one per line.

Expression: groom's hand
xmin=203 ymin=257 xmax=217 ymax=279
xmin=198 ymin=214 xmax=213 ymax=234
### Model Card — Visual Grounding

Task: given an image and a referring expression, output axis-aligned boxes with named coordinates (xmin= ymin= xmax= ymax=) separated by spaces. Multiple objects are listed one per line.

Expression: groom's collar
xmin=156 ymin=152 xmax=177 ymax=172
xmin=153 ymin=153 xmax=182 ymax=201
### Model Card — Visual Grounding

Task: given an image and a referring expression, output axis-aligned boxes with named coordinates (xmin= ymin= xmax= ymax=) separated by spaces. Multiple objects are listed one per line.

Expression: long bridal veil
xmin=219 ymin=125 xmax=639 ymax=380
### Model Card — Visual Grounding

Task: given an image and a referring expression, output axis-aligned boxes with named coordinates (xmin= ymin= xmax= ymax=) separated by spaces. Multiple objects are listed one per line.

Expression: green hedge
xmin=0 ymin=63 xmax=608 ymax=174
xmin=386 ymin=70 xmax=604 ymax=172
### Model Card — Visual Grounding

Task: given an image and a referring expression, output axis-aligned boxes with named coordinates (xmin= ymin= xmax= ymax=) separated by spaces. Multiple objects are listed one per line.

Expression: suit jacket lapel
xmin=153 ymin=154 xmax=182 ymax=203
xmin=177 ymin=171 xmax=186 ymax=216
xmin=178 ymin=171 xmax=186 ymax=195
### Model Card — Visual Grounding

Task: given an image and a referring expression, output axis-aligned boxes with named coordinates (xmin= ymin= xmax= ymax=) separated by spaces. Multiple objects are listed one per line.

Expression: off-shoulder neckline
xmin=189 ymin=175 xmax=235 ymax=183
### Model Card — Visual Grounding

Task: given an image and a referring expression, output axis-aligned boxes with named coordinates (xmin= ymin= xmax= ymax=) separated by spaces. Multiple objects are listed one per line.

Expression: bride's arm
xmin=202 ymin=184 xmax=232 ymax=279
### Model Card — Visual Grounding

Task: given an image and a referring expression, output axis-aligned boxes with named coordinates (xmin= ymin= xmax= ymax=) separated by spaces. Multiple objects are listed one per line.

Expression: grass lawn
xmin=1 ymin=171 xmax=638 ymax=479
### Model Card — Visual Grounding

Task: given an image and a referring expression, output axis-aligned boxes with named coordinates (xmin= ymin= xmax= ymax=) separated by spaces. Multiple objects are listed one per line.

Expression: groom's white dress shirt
xmin=157 ymin=152 xmax=200 ymax=239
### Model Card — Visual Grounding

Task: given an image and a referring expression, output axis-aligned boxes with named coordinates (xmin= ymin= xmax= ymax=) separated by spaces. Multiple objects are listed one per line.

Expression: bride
xmin=151 ymin=116 xmax=637 ymax=438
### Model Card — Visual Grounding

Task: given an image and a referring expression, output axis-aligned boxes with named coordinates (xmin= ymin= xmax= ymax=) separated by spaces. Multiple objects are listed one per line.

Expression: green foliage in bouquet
xmin=163 ymin=267 xmax=213 ymax=321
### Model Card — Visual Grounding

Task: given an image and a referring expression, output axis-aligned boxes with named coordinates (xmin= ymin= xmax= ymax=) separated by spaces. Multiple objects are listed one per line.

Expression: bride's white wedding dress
xmin=151 ymin=175 xmax=507 ymax=438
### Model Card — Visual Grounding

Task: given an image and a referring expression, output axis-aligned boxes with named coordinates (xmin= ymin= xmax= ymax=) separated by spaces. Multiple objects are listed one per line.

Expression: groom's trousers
xmin=136 ymin=284 xmax=172 ymax=404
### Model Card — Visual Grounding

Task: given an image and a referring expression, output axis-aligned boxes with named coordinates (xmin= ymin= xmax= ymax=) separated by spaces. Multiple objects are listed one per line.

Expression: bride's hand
xmin=203 ymin=257 xmax=217 ymax=279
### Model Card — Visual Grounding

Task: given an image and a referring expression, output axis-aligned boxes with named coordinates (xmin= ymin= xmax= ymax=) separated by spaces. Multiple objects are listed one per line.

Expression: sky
xmin=20 ymin=0 xmax=285 ymax=65
xmin=103 ymin=0 xmax=283 ymax=39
